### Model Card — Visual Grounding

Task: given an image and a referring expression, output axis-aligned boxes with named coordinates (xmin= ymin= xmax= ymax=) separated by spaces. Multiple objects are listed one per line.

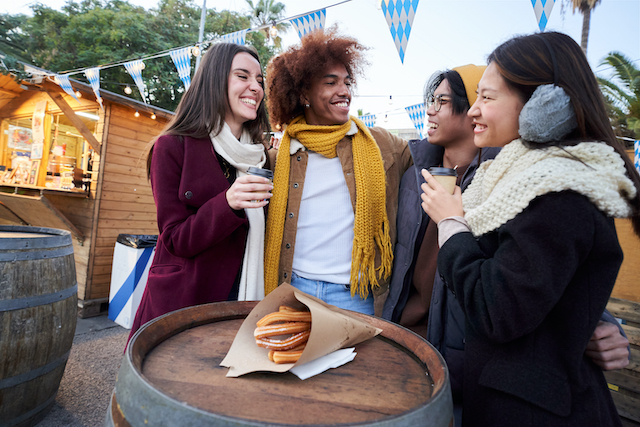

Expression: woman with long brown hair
xmin=421 ymin=31 xmax=639 ymax=426
xmin=128 ymin=43 xmax=272 ymax=340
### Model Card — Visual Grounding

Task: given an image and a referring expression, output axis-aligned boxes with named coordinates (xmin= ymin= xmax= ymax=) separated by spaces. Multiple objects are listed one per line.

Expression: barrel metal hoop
xmin=1 ymin=391 xmax=59 ymax=427
xmin=0 ymin=283 xmax=77 ymax=312
xmin=0 ymin=349 xmax=71 ymax=390
xmin=0 ymin=225 xmax=72 ymax=250
xmin=0 ymin=244 xmax=74 ymax=261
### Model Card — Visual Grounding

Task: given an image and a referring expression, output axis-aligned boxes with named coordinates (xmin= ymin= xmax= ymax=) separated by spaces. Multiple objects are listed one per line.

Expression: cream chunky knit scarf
xmin=210 ymin=122 xmax=267 ymax=301
xmin=462 ymin=139 xmax=636 ymax=237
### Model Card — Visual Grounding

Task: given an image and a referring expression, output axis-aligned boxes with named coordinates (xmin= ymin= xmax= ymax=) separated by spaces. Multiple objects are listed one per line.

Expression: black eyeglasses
xmin=426 ymin=94 xmax=452 ymax=112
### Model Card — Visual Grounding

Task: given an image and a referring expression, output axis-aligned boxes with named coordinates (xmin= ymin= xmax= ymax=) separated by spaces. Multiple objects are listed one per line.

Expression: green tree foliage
xmin=245 ymin=0 xmax=289 ymax=49
xmin=598 ymin=52 xmax=640 ymax=141
xmin=0 ymin=0 xmax=278 ymax=111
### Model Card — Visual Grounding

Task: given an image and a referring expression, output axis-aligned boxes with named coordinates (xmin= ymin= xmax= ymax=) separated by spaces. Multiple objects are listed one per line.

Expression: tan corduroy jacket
xmin=268 ymin=125 xmax=412 ymax=315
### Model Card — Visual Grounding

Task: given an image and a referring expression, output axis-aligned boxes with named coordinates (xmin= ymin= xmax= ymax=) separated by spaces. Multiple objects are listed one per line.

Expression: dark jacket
xmin=129 ymin=135 xmax=265 ymax=337
xmin=382 ymin=138 xmax=500 ymax=401
xmin=439 ymin=191 xmax=622 ymax=426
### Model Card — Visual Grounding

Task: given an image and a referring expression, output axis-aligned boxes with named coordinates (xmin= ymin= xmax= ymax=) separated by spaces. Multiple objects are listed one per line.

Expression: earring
xmin=304 ymin=103 xmax=310 ymax=108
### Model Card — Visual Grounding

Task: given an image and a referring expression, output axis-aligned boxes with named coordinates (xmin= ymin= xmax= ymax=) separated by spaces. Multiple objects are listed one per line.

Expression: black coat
xmin=439 ymin=191 xmax=622 ymax=426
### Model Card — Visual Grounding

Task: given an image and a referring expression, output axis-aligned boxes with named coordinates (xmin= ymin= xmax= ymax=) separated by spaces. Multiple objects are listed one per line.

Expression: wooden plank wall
xmin=86 ymin=103 xmax=165 ymax=301
xmin=606 ymin=298 xmax=640 ymax=426
xmin=611 ymin=149 xmax=640 ymax=304
xmin=612 ymin=218 xmax=640 ymax=304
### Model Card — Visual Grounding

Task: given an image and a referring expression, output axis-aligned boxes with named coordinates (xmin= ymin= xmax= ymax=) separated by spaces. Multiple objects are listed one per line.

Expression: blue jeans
xmin=290 ymin=272 xmax=374 ymax=315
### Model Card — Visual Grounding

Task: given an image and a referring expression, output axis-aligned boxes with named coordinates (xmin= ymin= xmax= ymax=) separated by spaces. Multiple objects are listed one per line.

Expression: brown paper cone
xmin=220 ymin=283 xmax=382 ymax=377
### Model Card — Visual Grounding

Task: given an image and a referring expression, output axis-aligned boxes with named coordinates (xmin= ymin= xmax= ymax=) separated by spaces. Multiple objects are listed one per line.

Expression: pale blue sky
xmin=6 ymin=0 xmax=639 ymax=129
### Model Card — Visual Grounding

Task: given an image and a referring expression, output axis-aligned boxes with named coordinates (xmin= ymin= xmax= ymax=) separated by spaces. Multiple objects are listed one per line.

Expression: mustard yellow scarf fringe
xmin=264 ymin=115 xmax=393 ymax=299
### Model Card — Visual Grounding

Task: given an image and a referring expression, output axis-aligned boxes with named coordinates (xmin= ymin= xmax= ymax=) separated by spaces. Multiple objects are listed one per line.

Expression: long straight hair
xmin=146 ymin=43 xmax=269 ymax=176
xmin=489 ymin=31 xmax=640 ymax=237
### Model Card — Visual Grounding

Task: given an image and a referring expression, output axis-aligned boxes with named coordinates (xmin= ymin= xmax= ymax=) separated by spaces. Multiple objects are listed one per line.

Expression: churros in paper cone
xmin=220 ymin=283 xmax=382 ymax=377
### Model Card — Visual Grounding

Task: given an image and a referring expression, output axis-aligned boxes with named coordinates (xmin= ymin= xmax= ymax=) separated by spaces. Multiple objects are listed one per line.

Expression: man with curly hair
xmin=263 ymin=27 xmax=412 ymax=315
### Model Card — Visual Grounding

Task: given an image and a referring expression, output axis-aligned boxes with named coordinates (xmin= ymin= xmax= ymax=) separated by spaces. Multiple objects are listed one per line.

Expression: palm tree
xmin=564 ymin=0 xmax=602 ymax=54
xmin=245 ymin=0 xmax=288 ymax=49
xmin=597 ymin=52 xmax=640 ymax=140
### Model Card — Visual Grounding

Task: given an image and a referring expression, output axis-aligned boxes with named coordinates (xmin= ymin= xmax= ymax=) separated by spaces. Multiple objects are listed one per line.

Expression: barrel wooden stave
xmin=110 ymin=302 xmax=453 ymax=427
xmin=0 ymin=225 xmax=77 ymax=427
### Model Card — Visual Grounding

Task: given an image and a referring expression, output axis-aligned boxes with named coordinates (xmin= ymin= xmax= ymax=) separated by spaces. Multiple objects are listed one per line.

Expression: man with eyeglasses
xmin=382 ymin=65 xmax=630 ymax=426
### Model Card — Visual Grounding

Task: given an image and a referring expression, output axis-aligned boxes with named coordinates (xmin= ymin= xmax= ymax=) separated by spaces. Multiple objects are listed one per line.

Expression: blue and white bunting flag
xmin=381 ymin=0 xmax=420 ymax=63
xmin=220 ymin=29 xmax=248 ymax=45
xmin=531 ymin=0 xmax=555 ymax=31
xmin=634 ymin=140 xmax=639 ymax=174
xmin=405 ymin=103 xmax=426 ymax=139
xmin=84 ymin=67 xmax=103 ymax=110
xmin=358 ymin=114 xmax=376 ymax=128
xmin=53 ymin=74 xmax=80 ymax=104
xmin=169 ymin=47 xmax=192 ymax=91
xmin=290 ymin=9 xmax=326 ymax=39
xmin=124 ymin=60 xmax=147 ymax=104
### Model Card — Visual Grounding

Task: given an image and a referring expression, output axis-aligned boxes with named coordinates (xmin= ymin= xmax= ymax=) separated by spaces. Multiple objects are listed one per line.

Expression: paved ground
xmin=36 ymin=314 xmax=129 ymax=427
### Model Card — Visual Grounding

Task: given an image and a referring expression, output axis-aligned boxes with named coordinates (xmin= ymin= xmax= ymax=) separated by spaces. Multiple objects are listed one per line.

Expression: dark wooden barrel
xmin=0 ymin=225 xmax=77 ymax=427
xmin=106 ymin=301 xmax=453 ymax=426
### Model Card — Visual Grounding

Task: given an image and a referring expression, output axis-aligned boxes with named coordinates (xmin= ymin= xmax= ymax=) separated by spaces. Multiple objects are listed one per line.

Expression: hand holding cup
xmin=420 ymin=168 xmax=464 ymax=224
xmin=226 ymin=169 xmax=273 ymax=210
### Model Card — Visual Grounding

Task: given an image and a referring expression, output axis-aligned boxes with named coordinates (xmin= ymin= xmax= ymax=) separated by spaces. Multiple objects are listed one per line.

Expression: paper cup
xmin=428 ymin=167 xmax=458 ymax=195
xmin=247 ymin=167 xmax=273 ymax=202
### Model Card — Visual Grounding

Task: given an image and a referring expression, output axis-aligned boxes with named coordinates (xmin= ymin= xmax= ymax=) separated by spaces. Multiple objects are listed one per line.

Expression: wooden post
xmin=36 ymin=109 xmax=52 ymax=187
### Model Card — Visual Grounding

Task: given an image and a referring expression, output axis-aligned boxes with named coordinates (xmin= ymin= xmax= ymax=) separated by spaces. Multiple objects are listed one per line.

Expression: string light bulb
xmin=269 ymin=23 xmax=278 ymax=38
xmin=75 ymin=91 xmax=82 ymax=98
xmin=384 ymin=114 xmax=388 ymax=122
xmin=191 ymin=46 xmax=201 ymax=57
xmin=134 ymin=111 xmax=140 ymax=118
xmin=150 ymin=113 xmax=156 ymax=120
xmin=124 ymin=86 xmax=132 ymax=95
xmin=389 ymin=95 xmax=393 ymax=105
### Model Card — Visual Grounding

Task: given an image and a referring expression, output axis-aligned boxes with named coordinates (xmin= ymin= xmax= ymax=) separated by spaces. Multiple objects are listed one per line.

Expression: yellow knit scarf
xmin=264 ymin=115 xmax=393 ymax=299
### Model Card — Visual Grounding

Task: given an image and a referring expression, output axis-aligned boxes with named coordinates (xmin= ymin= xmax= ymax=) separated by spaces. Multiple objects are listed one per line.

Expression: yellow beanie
xmin=452 ymin=64 xmax=486 ymax=107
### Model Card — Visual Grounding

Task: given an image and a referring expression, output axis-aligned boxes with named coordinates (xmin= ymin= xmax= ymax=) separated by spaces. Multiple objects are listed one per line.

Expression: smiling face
xmin=303 ymin=62 xmax=352 ymax=126
xmin=225 ymin=52 xmax=264 ymax=138
xmin=426 ymin=79 xmax=475 ymax=147
xmin=468 ymin=62 xmax=525 ymax=148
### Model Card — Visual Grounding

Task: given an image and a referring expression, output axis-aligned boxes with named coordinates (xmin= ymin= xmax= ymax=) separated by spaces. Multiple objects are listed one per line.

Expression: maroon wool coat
xmin=129 ymin=134 xmax=264 ymax=339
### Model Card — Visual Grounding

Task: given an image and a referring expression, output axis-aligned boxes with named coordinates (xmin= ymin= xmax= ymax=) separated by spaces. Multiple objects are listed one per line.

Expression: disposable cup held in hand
xmin=247 ymin=167 xmax=273 ymax=202
xmin=428 ymin=167 xmax=458 ymax=195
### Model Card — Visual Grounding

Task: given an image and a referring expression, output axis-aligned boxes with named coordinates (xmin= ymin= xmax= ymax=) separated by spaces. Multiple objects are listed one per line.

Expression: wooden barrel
xmin=0 ymin=225 xmax=77 ymax=427
xmin=106 ymin=301 xmax=453 ymax=426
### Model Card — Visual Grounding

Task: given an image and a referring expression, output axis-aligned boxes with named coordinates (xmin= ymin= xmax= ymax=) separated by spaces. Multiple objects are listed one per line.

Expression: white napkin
xmin=289 ymin=348 xmax=357 ymax=380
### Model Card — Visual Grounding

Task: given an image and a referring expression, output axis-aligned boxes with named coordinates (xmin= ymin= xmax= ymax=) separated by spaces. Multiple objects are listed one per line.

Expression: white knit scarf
xmin=210 ymin=122 xmax=267 ymax=301
xmin=463 ymin=139 xmax=636 ymax=237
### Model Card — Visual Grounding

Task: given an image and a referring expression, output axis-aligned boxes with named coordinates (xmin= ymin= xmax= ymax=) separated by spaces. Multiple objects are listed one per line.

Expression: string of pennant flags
xmin=48 ymin=0 xmax=555 ymax=134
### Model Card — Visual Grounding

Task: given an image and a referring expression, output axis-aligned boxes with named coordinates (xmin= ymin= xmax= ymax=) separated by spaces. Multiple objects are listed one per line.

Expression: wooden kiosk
xmin=0 ymin=72 xmax=170 ymax=317
xmin=607 ymin=211 xmax=640 ymax=426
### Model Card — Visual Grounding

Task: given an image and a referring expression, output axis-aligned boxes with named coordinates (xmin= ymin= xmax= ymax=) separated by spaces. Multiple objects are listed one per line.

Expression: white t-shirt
xmin=291 ymin=151 xmax=354 ymax=284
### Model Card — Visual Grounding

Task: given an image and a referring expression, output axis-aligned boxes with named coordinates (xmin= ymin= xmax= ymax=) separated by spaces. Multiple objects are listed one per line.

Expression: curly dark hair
xmin=266 ymin=26 xmax=368 ymax=128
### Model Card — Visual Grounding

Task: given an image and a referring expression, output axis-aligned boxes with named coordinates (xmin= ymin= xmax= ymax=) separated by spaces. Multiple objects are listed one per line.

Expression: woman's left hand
xmin=420 ymin=169 xmax=464 ymax=223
